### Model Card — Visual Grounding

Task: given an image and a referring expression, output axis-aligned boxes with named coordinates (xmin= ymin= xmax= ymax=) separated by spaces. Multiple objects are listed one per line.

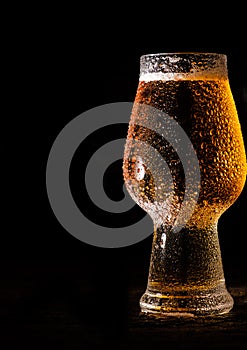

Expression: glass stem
xmin=147 ymin=223 xmax=226 ymax=293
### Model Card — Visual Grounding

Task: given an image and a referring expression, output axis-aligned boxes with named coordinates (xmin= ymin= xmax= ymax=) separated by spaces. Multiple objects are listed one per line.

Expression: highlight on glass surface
xmin=123 ymin=52 xmax=247 ymax=316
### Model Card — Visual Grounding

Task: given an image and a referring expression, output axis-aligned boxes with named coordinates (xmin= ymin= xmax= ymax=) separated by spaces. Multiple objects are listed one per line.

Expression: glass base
xmin=140 ymin=286 xmax=234 ymax=317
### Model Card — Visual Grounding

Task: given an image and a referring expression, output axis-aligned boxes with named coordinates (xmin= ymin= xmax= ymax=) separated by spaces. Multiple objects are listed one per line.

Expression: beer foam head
xmin=139 ymin=53 xmax=228 ymax=81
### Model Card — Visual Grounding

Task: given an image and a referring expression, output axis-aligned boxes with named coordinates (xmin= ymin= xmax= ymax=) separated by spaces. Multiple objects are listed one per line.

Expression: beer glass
xmin=123 ymin=53 xmax=247 ymax=316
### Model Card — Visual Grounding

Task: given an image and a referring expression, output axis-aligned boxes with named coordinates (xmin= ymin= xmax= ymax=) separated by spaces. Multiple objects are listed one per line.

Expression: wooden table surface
xmin=0 ymin=261 xmax=246 ymax=349
xmin=128 ymin=285 xmax=247 ymax=350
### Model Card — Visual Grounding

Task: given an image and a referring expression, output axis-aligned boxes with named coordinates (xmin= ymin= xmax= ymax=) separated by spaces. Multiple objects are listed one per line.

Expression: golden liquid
xmin=124 ymin=77 xmax=247 ymax=229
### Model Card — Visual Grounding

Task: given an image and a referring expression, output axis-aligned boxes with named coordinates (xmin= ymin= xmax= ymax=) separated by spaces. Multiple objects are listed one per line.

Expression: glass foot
xmin=140 ymin=286 xmax=234 ymax=317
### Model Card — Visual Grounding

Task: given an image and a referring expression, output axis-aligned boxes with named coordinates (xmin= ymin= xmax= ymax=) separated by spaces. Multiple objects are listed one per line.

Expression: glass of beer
xmin=123 ymin=52 xmax=247 ymax=316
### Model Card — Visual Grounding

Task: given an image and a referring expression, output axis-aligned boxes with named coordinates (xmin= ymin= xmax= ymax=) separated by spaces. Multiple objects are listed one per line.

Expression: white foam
xmin=140 ymin=70 xmax=227 ymax=82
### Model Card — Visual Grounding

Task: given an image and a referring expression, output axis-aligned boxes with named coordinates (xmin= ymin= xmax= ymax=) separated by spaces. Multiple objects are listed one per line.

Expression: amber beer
xmin=123 ymin=53 xmax=247 ymax=315
xmin=133 ymin=78 xmax=246 ymax=218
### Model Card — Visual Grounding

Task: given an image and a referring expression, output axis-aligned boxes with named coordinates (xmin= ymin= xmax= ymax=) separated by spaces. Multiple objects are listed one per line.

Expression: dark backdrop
xmin=3 ymin=11 xmax=247 ymax=349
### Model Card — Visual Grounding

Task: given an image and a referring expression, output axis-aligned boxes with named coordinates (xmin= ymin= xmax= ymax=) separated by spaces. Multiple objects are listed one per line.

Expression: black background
xmin=3 ymin=7 xmax=247 ymax=349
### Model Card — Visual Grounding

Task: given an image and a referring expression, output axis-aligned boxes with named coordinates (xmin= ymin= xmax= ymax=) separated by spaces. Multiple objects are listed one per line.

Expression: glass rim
xmin=140 ymin=52 xmax=227 ymax=59
xmin=139 ymin=52 xmax=228 ymax=80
